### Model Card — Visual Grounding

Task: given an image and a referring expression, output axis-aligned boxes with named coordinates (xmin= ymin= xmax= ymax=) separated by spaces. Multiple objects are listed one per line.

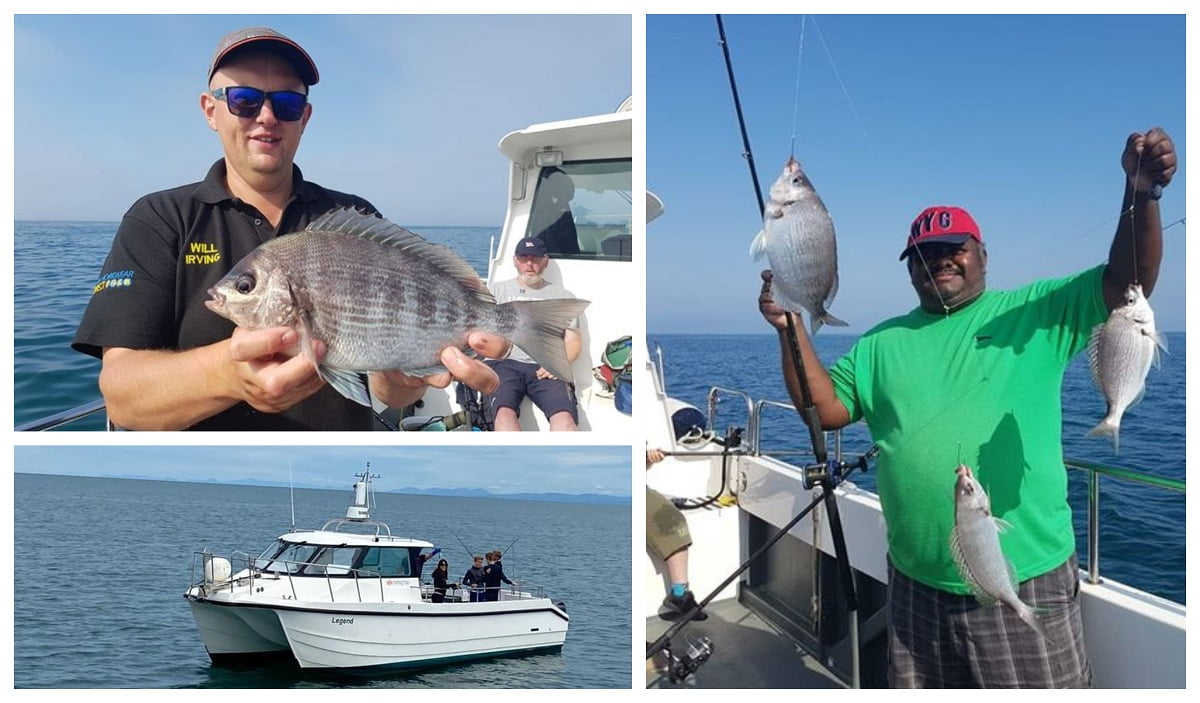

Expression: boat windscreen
xmin=527 ymin=159 xmax=632 ymax=262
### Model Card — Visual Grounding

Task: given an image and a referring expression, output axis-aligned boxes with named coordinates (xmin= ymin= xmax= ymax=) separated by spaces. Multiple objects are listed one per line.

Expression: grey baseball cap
xmin=208 ymin=27 xmax=319 ymax=86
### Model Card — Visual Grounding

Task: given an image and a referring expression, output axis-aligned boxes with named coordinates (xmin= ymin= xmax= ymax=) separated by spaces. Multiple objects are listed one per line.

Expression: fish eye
xmin=234 ymin=273 xmax=256 ymax=294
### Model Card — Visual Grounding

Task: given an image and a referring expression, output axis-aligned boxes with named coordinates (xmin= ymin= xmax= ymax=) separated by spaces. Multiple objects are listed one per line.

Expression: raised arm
xmin=1103 ymin=127 xmax=1176 ymax=309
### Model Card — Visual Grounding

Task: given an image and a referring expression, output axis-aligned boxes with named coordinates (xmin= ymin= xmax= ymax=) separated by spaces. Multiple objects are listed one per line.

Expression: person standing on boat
xmin=485 ymin=237 xmax=582 ymax=431
xmin=70 ymin=26 xmax=503 ymax=430
xmin=483 ymin=550 xmax=516 ymax=602
xmin=463 ymin=555 xmax=487 ymax=603
xmin=758 ymin=128 xmax=1175 ymax=688
xmin=430 ymin=559 xmax=458 ymax=603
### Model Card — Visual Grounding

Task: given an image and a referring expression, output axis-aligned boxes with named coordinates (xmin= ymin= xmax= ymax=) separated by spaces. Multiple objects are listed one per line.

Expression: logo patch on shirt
xmin=184 ymin=241 xmax=222 ymax=265
xmin=92 ymin=270 xmax=135 ymax=294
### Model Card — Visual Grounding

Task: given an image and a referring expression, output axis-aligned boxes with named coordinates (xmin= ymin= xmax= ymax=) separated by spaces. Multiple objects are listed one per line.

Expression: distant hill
xmin=390 ymin=486 xmax=630 ymax=505
xmin=17 ymin=473 xmax=630 ymax=506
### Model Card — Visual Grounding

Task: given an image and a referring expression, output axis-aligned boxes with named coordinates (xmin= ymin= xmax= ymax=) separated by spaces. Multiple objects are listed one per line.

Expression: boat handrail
xmin=16 ymin=397 xmax=107 ymax=431
xmin=707 ymin=386 xmax=754 ymax=437
xmin=734 ymin=388 xmax=1185 ymax=597
xmin=318 ymin=517 xmax=394 ymax=537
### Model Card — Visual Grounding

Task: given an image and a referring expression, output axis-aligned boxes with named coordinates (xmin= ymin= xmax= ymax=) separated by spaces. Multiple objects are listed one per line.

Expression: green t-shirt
xmin=829 ymin=266 xmax=1108 ymax=593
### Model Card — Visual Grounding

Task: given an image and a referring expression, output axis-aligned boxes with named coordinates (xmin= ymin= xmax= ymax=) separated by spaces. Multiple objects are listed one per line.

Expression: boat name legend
xmin=332 ymin=617 xmax=355 ymax=625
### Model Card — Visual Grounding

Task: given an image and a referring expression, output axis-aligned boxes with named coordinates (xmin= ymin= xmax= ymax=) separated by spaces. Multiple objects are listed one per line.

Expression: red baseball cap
xmin=900 ymin=206 xmax=983 ymax=260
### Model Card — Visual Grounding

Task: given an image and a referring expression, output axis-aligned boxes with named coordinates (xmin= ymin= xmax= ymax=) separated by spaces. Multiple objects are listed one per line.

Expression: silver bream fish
xmin=205 ymin=209 xmax=589 ymax=406
xmin=950 ymin=464 xmax=1048 ymax=640
xmin=750 ymin=157 xmax=847 ymax=334
xmin=1086 ymin=283 xmax=1166 ymax=453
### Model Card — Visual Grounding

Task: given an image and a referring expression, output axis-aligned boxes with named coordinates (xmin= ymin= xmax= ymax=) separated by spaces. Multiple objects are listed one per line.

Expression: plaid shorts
xmin=888 ymin=555 xmax=1092 ymax=688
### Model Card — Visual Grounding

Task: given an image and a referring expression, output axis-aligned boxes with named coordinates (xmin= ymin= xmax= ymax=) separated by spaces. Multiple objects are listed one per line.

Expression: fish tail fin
xmin=1086 ymin=417 xmax=1120 ymax=454
xmin=750 ymin=230 xmax=768 ymax=260
xmin=501 ymin=298 xmax=591 ymax=381
xmin=814 ymin=312 xmax=848 ymax=334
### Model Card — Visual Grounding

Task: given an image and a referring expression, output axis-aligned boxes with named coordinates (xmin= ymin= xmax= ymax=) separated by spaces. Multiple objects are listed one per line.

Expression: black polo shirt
xmin=72 ymin=159 xmax=379 ymax=430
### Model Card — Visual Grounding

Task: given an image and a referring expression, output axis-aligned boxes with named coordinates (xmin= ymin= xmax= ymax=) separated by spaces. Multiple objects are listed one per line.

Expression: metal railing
xmin=190 ymin=551 xmax=551 ymax=604
xmin=731 ymin=392 xmax=1186 ymax=593
xmin=1066 ymin=459 xmax=1186 ymax=585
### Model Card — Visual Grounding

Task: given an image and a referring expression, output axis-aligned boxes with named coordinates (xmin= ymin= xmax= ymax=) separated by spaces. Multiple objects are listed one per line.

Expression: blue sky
xmin=648 ymin=14 xmax=1186 ymax=333
xmin=13 ymin=445 xmax=632 ymax=497
xmin=13 ymin=14 xmax=631 ymax=225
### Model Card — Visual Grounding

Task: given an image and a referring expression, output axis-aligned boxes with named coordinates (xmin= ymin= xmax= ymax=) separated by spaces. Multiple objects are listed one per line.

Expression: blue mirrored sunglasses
xmin=211 ymin=86 xmax=307 ymax=121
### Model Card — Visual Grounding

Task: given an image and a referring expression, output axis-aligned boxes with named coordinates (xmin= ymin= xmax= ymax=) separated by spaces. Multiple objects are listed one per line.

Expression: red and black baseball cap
xmin=208 ymin=27 xmax=319 ymax=86
xmin=899 ymin=206 xmax=983 ymax=260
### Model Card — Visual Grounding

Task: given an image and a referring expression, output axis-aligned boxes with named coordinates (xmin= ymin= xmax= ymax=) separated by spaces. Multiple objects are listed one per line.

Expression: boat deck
xmin=646 ymin=599 xmax=844 ymax=689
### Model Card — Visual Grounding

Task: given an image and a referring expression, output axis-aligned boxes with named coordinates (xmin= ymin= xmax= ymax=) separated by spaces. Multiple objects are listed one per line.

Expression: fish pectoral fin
xmin=320 ymin=367 xmax=373 ymax=407
xmin=749 ymin=230 xmax=768 ymax=260
xmin=991 ymin=516 xmax=1014 ymax=534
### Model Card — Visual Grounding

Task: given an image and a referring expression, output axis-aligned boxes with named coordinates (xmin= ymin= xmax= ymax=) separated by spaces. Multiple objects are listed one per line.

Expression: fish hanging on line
xmin=750 ymin=157 xmax=847 ymax=335
xmin=205 ymin=208 xmax=589 ymax=406
xmin=1086 ymin=283 xmax=1166 ymax=453
xmin=949 ymin=464 xmax=1049 ymax=641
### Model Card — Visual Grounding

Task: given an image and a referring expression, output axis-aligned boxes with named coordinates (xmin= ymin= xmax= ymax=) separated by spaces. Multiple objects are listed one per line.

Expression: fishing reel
xmin=801 ymin=446 xmax=878 ymax=490
xmin=661 ymin=635 xmax=715 ymax=684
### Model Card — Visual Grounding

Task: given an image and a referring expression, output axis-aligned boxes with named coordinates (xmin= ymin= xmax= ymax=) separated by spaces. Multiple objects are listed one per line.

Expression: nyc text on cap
xmin=208 ymin=27 xmax=319 ymax=86
xmin=901 ymin=205 xmax=983 ymax=260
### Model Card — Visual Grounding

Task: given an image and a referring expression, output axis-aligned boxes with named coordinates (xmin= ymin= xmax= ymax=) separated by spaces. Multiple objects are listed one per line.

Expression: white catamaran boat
xmin=185 ymin=471 xmax=568 ymax=669
xmin=643 ymin=351 xmax=1185 ymax=688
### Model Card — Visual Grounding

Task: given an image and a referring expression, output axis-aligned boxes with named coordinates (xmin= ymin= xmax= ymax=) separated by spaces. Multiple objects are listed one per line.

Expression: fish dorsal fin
xmin=949 ymin=526 xmax=997 ymax=606
xmin=306 ymin=208 xmax=495 ymax=305
xmin=1087 ymin=323 xmax=1104 ymax=386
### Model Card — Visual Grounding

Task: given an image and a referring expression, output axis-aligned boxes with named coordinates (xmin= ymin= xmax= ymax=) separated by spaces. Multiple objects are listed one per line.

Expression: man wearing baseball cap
xmin=758 ymin=128 xmax=1176 ymax=687
xmin=73 ymin=27 xmax=502 ymax=430
xmin=484 ymin=235 xmax=583 ymax=431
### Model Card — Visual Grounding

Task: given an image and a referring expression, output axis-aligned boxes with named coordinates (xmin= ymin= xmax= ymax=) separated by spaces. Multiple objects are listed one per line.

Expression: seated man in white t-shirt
xmin=486 ymin=237 xmax=581 ymax=431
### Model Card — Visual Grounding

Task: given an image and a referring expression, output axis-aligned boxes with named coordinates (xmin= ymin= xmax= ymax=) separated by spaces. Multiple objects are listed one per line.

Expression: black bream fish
xmin=205 ymin=209 xmax=589 ymax=406
xmin=950 ymin=464 xmax=1048 ymax=641
xmin=750 ymin=157 xmax=847 ymax=334
xmin=1087 ymin=283 xmax=1166 ymax=453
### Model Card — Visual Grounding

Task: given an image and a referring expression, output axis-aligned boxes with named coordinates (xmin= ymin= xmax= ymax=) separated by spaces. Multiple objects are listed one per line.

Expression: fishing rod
xmin=448 ymin=529 xmax=477 ymax=561
xmin=500 ymin=535 xmax=521 ymax=558
xmin=716 ymin=13 xmax=827 ymax=464
xmin=649 ymin=17 xmax=867 ymax=687
xmin=648 ymin=447 xmax=875 ymax=682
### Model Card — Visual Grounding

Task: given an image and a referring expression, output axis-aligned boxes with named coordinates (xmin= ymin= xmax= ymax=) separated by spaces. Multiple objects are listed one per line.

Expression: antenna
xmin=289 ymin=460 xmax=296 ymax=531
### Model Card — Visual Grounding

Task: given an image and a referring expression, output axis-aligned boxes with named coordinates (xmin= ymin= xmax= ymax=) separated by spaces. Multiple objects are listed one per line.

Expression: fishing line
xmin=789 ymin=15 xmax=807 ymax=159
xmin=1129 ymin=145 xmax=1144 ymax=285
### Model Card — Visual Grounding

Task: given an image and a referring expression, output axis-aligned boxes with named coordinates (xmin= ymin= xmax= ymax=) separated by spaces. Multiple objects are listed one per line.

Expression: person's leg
xmin=487 ymin=360 xmax=530 ymax=432
xmin=887 ymin=561 xmax=972 ymax=688
xmin=528 ymin=377 xmax=577 ymax=431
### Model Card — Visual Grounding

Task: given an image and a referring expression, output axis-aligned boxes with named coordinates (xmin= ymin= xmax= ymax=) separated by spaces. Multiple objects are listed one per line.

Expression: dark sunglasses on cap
xmin=211 ymin=86 xmax=308 ymax=121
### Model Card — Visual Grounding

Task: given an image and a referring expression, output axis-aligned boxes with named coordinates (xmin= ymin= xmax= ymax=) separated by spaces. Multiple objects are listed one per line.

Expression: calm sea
xmin=13 ymin=474 xmax=630 ymax=689
xmin=13 ymin=220 xmax=496 ymax=430
xmin=650 ymin=332 xmax=1186 ymax=605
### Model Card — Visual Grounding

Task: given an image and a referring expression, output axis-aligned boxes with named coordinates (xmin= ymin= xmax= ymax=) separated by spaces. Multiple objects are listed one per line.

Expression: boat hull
xmin=187 ymin=592 xmax=568 ymax=669
xmin=276 ymin=601 xmax=568 ymax=669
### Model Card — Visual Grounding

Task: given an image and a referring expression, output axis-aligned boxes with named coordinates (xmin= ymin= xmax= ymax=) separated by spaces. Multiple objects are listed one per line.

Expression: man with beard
xmin=485 ymin=237 xmax=582 ymax=431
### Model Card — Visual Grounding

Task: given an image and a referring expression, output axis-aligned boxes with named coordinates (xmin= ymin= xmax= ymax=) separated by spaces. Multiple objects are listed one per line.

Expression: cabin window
xmin=259 ymin=543 xmax=321 ymax=574
xmin=526 ymin=159 xmax=632 ymax=262
xmin=302 ymin=547 xmax=358 ymax=576
xmin=357 ymin=547 xmax=414 ymax=577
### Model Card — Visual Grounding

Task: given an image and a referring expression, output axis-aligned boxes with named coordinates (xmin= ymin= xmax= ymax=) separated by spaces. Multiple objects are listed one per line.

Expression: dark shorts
xmin=887 ymin=555 xmax=1092 ymax=688
xmin=485 ymin=359 xmax=577 ymax=423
